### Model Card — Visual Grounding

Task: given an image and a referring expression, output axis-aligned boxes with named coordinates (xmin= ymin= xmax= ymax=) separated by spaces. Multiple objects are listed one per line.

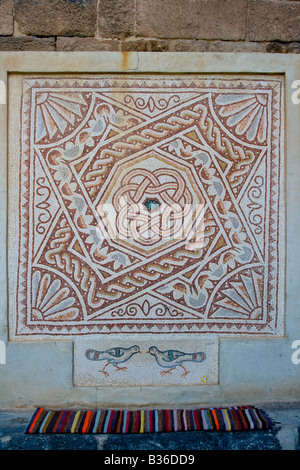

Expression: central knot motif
xmin=112 ymin=168 xmax=193 ymax=245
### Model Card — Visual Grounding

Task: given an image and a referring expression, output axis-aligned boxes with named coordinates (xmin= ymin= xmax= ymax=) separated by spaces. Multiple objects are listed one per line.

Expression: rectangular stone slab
xmin=73 ymin=336 xmax=219 ymax=387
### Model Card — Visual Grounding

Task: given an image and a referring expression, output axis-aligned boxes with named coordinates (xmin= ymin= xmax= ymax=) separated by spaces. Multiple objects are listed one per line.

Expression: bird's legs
xmin=112 ymin=363 xmax=127 ymax=372
xmin=179 ymin=364 xmax=190 ymax=378
xmin=98 ymin=362 xmax=110 ymax=377
xmin=160 ymin=367 xmax=174 ymax=376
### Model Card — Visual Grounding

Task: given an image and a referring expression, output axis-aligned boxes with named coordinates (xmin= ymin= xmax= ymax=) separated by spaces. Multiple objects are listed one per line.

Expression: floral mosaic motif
xmin=10 ymin=75 xmax=284 ymax=338
xmin=31 ymin=270 xmax=80 ymax=321
xmin=215 ymin=93 xmax=268 ymax=143
xmin=211 ymin=270 xmax=263 ymax=320
xmin=35 ymin=91 xmax=87 ymax=143
xmin=123 ymin=94 xmax=181 ymax=115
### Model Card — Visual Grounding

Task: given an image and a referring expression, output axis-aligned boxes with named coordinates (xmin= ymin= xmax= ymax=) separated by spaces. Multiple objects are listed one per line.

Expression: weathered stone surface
xmin=146 ymin=40 xmax=170 ymax=52
xmin=13 ymin=0 xmax=97 ymax=37
xmin=210 ymin=41 xmax=266 ymax=53
xmin=120 ymin=39 xmax=151 ymax=52
xmin=56 ymin=37 xmax=119 ymax=51
xmin=248 ymin=0 xmax=300 ymax=41
xmin=97 ymin=0 xmax=134 ymax=39
xmin=266 ymin=41 xmax=300 ymax=54
xmin=0 ymin=36 xmax=55 ymax=50
xmin=0 ymin=0 xmax=13 ymax=35
xmin=120 ymin=39 xmax=170 ymax=52
xmin=121 ymin=38 xmax=205 ymax=53
xmin=168 ymin=39 xmax=209 ymax=52
xmin=136 ymin=0 xmax=247 ymax=40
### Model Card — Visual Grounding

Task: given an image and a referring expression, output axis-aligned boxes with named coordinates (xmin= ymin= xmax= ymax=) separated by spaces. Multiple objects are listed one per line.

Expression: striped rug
xmin=25 ymin=406 xmax=273 ymax=434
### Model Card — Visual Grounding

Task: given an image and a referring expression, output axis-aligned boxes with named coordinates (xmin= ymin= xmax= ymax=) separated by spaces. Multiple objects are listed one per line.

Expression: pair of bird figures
xmin=85 ymin=345 xmax=206 ymax=378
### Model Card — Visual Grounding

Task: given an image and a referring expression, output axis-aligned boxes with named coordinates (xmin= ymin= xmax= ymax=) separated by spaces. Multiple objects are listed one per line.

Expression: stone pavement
xmin=0 ymin=405 xmax=299 ymax=451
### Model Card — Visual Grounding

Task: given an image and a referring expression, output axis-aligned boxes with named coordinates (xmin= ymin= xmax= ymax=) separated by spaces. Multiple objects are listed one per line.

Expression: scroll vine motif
xmin=111 ymin=300 xmax=184 ymax=318
xmin=246 ymin=175 xmax=264 ymax=235
xmin=124 ymin=94 xmax=180 ymax=113
xmin=35 ymin=177 xmax=51 ymax=234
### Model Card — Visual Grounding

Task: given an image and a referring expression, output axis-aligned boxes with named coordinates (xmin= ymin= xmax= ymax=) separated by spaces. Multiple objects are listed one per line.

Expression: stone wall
xmin=0 ymin=0 xmax=300 ymax=53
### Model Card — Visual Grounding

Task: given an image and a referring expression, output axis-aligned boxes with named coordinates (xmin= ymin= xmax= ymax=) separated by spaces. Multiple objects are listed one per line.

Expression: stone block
xmin=0 ymin=36 xmax=55 ymax=50
xmin=97 ymin=0 xmax=134 ymax=39
xmin=146 ymin=40 xmax=170 ymax=52
xmin=266 ymin=42 xmax=300 ymax=54
xmin=168 ymin=39 xmax=209 ymax=52
xmin=13 ymin=0 xmax=97 ymax=37
xmin=120 ymin=39 xmax=152 ymax=52
xmin=0 ymin=0 xmax=13 ymax=35
xmin=121 ymin=39 xmax=170 ymax=52
xmin=210 ymin=41 xmax=266 ymax=53
xmin=248 ymin=0 xmax=300 ymax=42
xmin=136 ymin=0 xmax=247 ymax=40
xmin=56 ymin=37 xmax=120 ymax=51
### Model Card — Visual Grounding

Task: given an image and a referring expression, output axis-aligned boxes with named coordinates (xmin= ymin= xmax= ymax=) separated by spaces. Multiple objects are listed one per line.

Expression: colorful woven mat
xmin=25 ymin=406 xmax=273 ymax=434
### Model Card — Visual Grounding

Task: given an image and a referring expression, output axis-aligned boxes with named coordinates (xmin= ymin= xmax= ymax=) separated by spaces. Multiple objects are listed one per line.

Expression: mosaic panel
xmin=8 ymin=75 xmax=285 ymax=339
xmin=74 ymin=336 xmax=218 ymax=387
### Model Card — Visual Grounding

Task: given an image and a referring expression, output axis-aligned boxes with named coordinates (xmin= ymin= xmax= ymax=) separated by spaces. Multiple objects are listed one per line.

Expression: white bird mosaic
xmin=147 ymin=346 xmax=206 ymax=378
xmin=85 ymin=345 xmax=142 ymax=377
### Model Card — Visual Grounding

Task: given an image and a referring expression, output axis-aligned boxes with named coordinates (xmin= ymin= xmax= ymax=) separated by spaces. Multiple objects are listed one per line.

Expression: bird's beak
xmin=146 ymin=350 xmax=150 ymax=354
xmin=137 ymin=350 xmax=142 ymax=354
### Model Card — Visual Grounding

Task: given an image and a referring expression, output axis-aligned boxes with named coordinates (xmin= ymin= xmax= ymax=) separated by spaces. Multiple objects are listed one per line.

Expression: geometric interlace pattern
xmin=10 ymin=75 xmax=284 ymax=338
